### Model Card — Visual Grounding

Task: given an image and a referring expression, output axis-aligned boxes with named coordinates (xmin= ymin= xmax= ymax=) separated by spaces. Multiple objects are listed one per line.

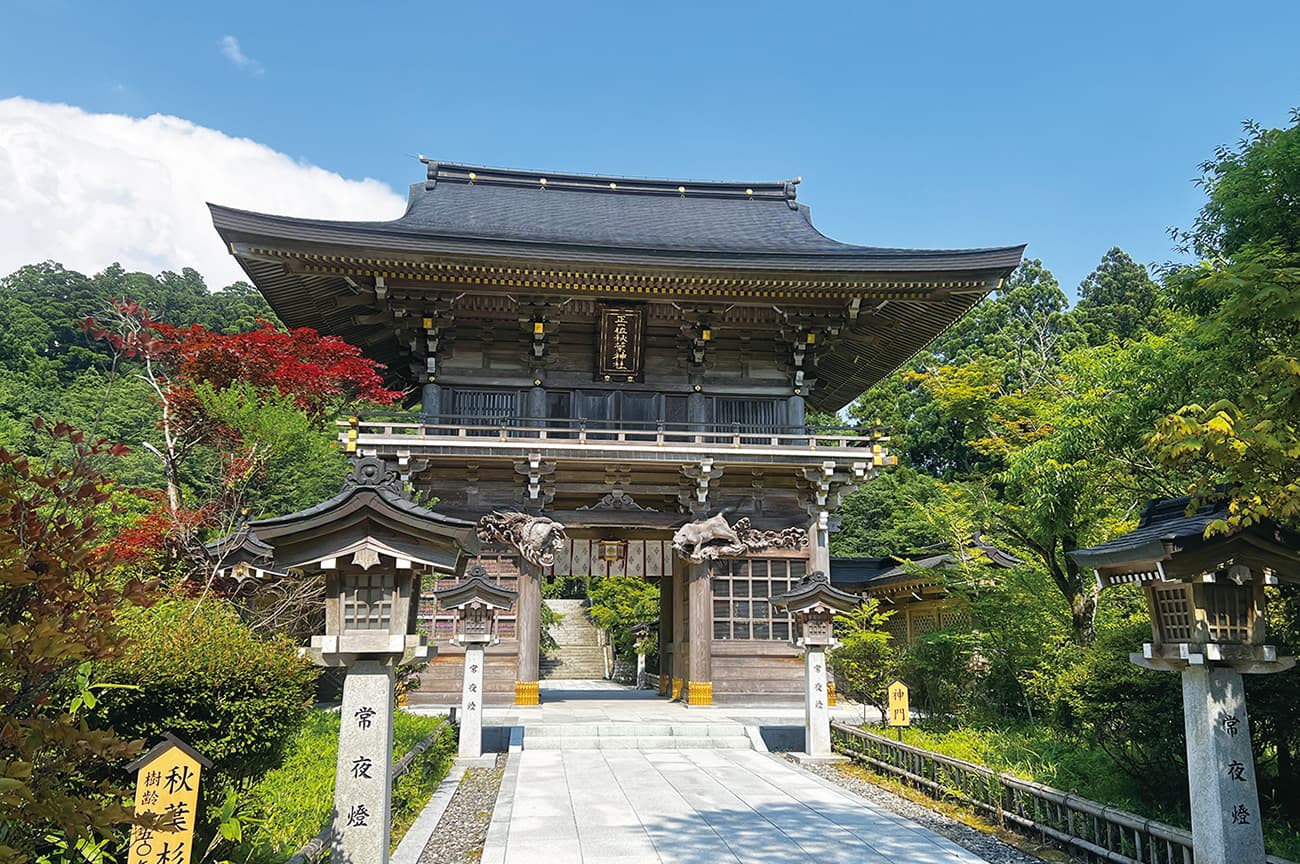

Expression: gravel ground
xmin=790 ymin=756 xmax=1059 ymax=864
xmin=419 ymin=754 xmax=506 ymax=864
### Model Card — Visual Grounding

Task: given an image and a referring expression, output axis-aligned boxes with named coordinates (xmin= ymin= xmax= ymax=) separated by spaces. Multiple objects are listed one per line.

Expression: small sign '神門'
xmin=887 ymin=680 xmax=910 ymax=728
xmin=596 ymin=304 xmax=646 ymax=382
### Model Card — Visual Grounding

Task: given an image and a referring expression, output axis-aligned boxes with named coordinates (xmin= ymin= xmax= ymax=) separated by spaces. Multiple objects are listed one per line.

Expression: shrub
xmin=94 ymin=597 xmax=318 ymax=791
xmin=1025 ymin=614 xmax=1186 ymax=805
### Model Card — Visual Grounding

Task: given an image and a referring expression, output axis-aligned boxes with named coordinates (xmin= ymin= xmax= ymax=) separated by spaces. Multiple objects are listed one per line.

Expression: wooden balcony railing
xmin=341 ymin=414 xmax=895 ymax=465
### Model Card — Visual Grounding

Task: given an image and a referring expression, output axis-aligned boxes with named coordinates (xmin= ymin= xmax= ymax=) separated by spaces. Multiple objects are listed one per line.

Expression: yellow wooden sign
xmin=126 ymin=734 xmax=212 ymax=864
xmin=887 ymin=679 xmax=910 ymax=728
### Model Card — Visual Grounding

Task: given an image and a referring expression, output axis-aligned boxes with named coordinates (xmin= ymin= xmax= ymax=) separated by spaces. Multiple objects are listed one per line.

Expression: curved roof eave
xmin=209 ymin=203 xmax=1027 ymax=277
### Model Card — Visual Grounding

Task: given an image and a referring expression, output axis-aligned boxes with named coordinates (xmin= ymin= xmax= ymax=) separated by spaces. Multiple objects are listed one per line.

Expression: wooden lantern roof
xmin=773 ymin=569 xmax=861 ymax=616
xmin=209 ymin=160 xmax=1025 ymax=411
xmin=431 ymin=562 xmax=517 ymax=611
xmin=1069 ymin=495 xmax=1300 ymax=590
xmin=248 ymin=457 xmax=479 ymax=574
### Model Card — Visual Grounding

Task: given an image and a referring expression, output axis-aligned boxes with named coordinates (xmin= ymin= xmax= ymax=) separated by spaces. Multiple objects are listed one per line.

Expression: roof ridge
xmin=419 ymin=157 xmax=801 ymax=204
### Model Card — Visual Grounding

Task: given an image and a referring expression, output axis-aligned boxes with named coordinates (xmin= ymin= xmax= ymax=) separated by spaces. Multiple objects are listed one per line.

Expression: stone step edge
xmin=524 ymin=738 xmax=754 ymax=750
xmin=523 ymin=725 xmax=747 ymax=737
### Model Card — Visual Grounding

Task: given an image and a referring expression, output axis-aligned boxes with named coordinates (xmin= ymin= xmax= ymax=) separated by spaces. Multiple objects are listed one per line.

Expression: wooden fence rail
xmin=830 ymin=722 xmax=1294 ymax=864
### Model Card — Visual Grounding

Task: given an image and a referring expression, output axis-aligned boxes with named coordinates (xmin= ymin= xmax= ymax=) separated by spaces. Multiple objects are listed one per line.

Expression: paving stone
xmin=412 ymin=680 xmax=1020 ymax=863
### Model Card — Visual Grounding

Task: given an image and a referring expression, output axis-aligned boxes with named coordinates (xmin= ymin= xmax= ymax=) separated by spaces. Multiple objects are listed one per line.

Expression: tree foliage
xmin=828 ymin=599 xmax=897 ymax=722
xmin=0 ymin=422 xmax=151 ymax=864
xmin=587 ymin=576 xmax=660 ymax=663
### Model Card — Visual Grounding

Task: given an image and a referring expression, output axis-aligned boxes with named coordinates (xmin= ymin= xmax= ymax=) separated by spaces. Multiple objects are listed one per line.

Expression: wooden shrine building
xmin=831 ymin=534 xmax=1022 ymax=646
xmin=210 ymin=160 xmax=1023 ymax=706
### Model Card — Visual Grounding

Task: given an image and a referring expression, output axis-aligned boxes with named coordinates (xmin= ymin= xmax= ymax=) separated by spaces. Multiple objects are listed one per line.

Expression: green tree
xmin=828 ymin=599 xmax=897 ymax=723
xmin=1075 ymin=247 xmax=1160 ymax=344
xmin=587 ymin=576 xmax=660 ymax=664
xmin=0 ymin=423 xmax=151 ymax=864
xmin=1183 ymin=109 xmax=1300 ymax=259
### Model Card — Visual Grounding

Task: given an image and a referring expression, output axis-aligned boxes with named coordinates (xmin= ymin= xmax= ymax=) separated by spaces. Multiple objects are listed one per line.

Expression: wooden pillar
xmin=658 ymin=573 xmax=673 ymax=697
xmin=526 ymin=385 xmax=546 ymax=421
xmin=420 ymin=382 xmax=441 ymax=421
xmin=672 ymin=556 xmax=687 ymax=701
xmin=515 ymin=561 xmax=541 ymax=706
xmin=786 ymin=394 xmax=805 ymax=429
xmin=687 ymin=560 xmax=713 ymax=706
xmin=809 ymin=510 xmax=831 ymax=575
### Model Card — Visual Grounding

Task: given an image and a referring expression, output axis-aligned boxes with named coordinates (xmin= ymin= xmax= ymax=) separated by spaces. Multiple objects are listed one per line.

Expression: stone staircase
xmin=523 ymin=722 xmax=755 ymax=751
xmin=540 ymin=599 xmax=608 ymax=679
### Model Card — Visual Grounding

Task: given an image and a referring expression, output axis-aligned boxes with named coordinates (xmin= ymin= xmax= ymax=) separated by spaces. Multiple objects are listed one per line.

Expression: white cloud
xmin=0 ymin=97 xmax=406 ymax=288
xmin=219 ymin=35 xmax=263 ymax=75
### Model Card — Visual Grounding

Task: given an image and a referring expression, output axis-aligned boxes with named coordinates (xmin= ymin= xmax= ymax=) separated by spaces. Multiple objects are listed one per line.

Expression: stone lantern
xmin=1071 ymin=496 xmax=1300 ymax=864
xmin=773 ymin=570 xmax=860 ymax=759
xmin=628 ymin=620 xmax=657 ymax=689
xmin=433 ymin=564 xmax=517 ymax=758
xmin=248 ymin=457 xmax=478 ymax=864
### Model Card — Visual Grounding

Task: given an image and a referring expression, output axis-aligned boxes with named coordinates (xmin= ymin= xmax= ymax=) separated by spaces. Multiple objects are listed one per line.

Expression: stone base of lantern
xmin=331 ymin=660 xmax=396 ymax=864
xmin=1131 ymin=644 xmax=1295 ymax=675
xmin=514 ymin=680 xmax=540 ymax=706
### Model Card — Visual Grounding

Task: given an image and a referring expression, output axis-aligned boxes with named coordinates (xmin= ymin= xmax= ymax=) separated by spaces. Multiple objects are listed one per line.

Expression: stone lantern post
xmin=247 ymin=457 xmax=478 ymax=864
xmin=1071 ymin=496 xmax=1300 ymax=864
xmin=433 ymin=564 xmax=517 ymax=758
xmin=773 ymin=570 xmax=859 ymax=759
xmin=629 ymin=620 xmax=656 ymax=689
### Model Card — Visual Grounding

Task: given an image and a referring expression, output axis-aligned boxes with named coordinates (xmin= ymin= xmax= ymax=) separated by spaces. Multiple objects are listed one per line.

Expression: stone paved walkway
xmin=482 ymin=746 xmax=990 ymax=864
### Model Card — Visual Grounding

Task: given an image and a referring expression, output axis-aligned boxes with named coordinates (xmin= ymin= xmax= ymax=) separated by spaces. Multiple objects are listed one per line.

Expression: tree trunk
xmin=1071 ymin=589 xmax=1098 ymax=645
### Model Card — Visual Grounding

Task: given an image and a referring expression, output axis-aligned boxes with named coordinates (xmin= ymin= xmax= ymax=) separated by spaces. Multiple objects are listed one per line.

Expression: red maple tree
xmin=84 ymin=301 xmax=402 ymax=574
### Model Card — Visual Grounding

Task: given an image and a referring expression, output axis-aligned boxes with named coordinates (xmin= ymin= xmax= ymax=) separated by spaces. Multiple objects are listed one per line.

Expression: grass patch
xmin=833 ymin=759 xmax=1072 ymax=863
xmin=234 ymin=708 xmax=454 ymax=863
xmin=891 ymin=725 xmax=1142 ymax=812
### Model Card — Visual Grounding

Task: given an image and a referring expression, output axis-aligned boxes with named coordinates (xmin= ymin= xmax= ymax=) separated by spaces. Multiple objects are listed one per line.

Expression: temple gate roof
xmin=209 ymin=159 xmax=1026 ymax=410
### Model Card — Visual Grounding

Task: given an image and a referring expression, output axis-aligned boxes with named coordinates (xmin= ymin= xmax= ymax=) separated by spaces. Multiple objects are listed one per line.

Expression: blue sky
xmin=3 ymin=0 xmax=1299 ymax=297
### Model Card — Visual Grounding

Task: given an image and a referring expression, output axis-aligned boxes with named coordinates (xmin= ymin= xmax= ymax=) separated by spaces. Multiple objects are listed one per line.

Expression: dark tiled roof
xmin=209 ymin=160 xmax=1025 ymax=410
xmin=1068 ymin=496 xmax=1224 ymax=569
xmin=432 ymin=566 xmax=517 ymax=610
xmin=829 ymin=556 xmax=899 ymax=591
xmin=248 ymin=458 xmax=479 ymax=568
xmin=831 ymin=535 xmax=1023 ymax=592
xmin=210 ymin=160 xmax=1025 ymax=272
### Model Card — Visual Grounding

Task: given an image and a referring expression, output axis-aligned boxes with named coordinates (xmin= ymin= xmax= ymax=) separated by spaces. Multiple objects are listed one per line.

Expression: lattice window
xmin=1204 ymin=583 xmax=1252 ymax=644
xmin=342 ymin=572 xmax=393 ymax=631
xmin=714 ymin=397 xmax=784 ymax=429
xmin=1152 ymin=583 xmax=1193 ymax=643
xmin=885 ymin=616 xmax=909 ymax=644
xmin=911 ymin=612 xmax=938 ymax=637
xmin=447 ymin=388 xmax=521 ymax=421
xmin=711 ymin=558 xmax=804 ymax=640
xmin=939 ymin=607 xmax=971 ymax=630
